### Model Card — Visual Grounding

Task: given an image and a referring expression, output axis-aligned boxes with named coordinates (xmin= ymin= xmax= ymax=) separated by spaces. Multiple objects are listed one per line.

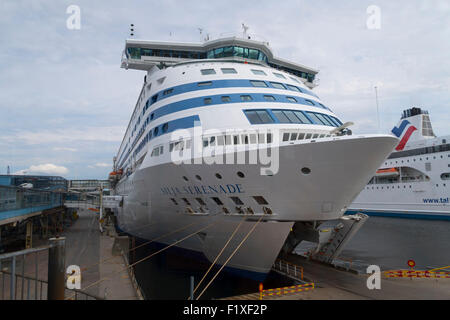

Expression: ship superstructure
xmin=110 ymin=33 xmax=398 ymax=279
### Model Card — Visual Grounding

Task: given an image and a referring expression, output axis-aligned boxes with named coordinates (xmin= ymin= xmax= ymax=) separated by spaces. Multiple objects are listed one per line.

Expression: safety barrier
xmin=384 ymin=270 xmax=450 ymax=279
xmin=259 ymin=282 xmax=314 ymax=300
xmin=272 ymin=259 xmax=304 ymax=281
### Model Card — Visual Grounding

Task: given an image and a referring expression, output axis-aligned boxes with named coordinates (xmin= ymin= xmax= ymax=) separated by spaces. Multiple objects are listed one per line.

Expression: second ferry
xmin=348 ymin=107 xmax=450 ymax=220
xmin=109 ymin=31 xmax=398 ymax=280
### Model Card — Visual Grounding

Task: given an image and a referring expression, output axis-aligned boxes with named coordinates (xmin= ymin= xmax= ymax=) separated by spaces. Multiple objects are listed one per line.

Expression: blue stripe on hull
xmin=345 ymin=209 xmax=450 ymax=221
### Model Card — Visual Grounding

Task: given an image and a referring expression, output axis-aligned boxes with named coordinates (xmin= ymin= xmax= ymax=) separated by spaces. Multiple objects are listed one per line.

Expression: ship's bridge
xmin=121 ymin=37 xmax=318 ymax=88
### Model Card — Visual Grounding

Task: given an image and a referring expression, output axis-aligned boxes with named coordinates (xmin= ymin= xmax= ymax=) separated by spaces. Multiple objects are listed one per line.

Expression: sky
xmin=0 ymin=0 xmax=449 ymax=179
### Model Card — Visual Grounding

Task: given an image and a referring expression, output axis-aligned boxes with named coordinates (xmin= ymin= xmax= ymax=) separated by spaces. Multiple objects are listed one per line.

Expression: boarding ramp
xmin=282 ymin=213 xmax=368 ymax=266
xmin=312 ymin=213 xmax=369 ymax=264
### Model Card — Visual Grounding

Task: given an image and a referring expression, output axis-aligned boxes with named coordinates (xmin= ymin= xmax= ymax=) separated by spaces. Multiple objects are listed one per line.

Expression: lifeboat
xmin=375 ymin=168 xmax=399 ymax=177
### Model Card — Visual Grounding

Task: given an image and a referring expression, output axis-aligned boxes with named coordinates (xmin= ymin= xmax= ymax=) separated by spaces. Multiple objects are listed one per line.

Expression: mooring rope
xmin=188 ymin=216 xmax=246 ymax=300
xmin=195 ymin=216 xmax=264 ymax=300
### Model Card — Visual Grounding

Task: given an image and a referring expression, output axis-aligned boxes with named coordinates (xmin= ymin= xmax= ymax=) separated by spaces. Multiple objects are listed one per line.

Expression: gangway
xmin=311 ymin=213 xmax=368 ymax=264
xmin=271 ymin=259 xmax=307 ymax=284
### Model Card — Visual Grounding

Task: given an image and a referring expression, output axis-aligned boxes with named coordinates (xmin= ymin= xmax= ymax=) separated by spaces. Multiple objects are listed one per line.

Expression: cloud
xmin=94 ymin=162 xmax=110 ymax=167
xmin=14 ymin=163 xmax=69 ymax=175
xmin=53 ymin=147 xmax=77 ymax=152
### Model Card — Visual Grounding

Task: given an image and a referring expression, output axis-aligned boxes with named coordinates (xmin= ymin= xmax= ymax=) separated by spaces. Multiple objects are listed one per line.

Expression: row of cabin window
xmin=202 ymin=93 xmax=324 ymax=110
xmin=244 ymin=109 xmax=342 ymax=127
xmin=151 ymin=133 xmax=273 ymax=158
xmin=282 ymin=132 xmax=331 ymax=142
xmin=198 ymin=78 xmax=319 ymax=100
xmin=150 ymin=130 xmax=330 ymax=159
xmin=140 ymin=78 xmax=321 ymax=131
xmin=200 ymin=67 xmax=308 ymax=84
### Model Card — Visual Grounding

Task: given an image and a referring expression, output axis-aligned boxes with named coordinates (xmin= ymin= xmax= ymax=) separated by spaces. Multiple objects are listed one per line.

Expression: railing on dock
xmin=0 ymin=240 xmax=102 ymax=300
xmin=272 ymin=259 xmax=304 ymax=281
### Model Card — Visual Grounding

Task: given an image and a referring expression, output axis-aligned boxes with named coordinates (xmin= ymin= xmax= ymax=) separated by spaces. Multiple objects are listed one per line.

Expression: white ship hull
xmin=115 ymin=135 xmax=397 ymax=278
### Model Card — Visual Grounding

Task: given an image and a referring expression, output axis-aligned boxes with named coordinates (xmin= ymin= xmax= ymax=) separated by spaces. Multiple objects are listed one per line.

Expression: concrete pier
xmin=222 ymin=253 xmax=450 ymax=300
xmin=64 ymin=209 xmax=142 ymax=300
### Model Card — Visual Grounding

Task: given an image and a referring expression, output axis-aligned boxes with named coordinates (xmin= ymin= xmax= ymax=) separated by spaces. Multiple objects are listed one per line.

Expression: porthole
xmin=237 ymin=171 xmax=245 ymax=178
xmin=182 ymin=176 xmax=189 ymax=181
xmin=301 ymin=167 xmax=311 ymax=175
xmin=215 ymin=173 xmax=222 ymax=179
xmin=195 ymin=175 xmax=202 ymax=181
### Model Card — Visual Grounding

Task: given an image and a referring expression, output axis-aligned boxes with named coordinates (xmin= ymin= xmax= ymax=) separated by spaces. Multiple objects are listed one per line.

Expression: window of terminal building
xmin=221 ymin=96 xmax=231 ymax=102
xmin=304 ymin=99 xmax=315 ymax=106
xmin=204 ymin=98 xmax=212 ymax=105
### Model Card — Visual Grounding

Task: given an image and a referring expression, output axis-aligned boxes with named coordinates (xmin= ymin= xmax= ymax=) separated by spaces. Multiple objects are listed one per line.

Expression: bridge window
xmin=244 ymin=110 xmax=274 ymax=124
xmin=204 ymin=98 xmax=212 ymax=105
xmin=304 ymin=99 xmax=315 ymax=106
xmin=221 ymin=96 xmax=231 ymax=102
xmin=163 ymin=88 xmax=173 ymax=95
xmin=201 ymin=69 xmax=216 ymax=75
xmin=293 ymin=111 xmax=312 ymax=124
xmin=250 ymin=80 xmax=268 ymax=87
xmin=272 ymin=110 xmax=291 ymax=123
xmin=283 ymin=111 xmax=302 ymax=123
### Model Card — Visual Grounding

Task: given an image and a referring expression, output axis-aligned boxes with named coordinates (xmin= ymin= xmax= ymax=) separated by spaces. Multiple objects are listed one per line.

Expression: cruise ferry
xmin=110 ymin=32 xmax=398 ymax=280
xmin=348 ymin=107 xmax=450 ymax=220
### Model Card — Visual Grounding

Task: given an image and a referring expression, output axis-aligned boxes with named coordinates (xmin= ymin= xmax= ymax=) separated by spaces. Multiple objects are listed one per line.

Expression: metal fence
xmin=0 ymin=242 xmax=101 ymax=300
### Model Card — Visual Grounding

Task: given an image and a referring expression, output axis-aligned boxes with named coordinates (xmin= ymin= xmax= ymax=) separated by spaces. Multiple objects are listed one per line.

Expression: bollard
xmin=48 ymin=237 xmax=66 ymax=300
xmin=190 ymin=276 xmax=194 ymax=300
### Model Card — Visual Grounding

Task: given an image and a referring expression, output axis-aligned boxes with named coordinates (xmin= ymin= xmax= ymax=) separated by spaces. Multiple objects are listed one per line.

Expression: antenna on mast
xmin=130 ymin=24 xmax=135 ymax=37
xmin=374 ymin=86 xmax=381 ymax=133
xmin=242 ymin=23 xmax=250 ymax=39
